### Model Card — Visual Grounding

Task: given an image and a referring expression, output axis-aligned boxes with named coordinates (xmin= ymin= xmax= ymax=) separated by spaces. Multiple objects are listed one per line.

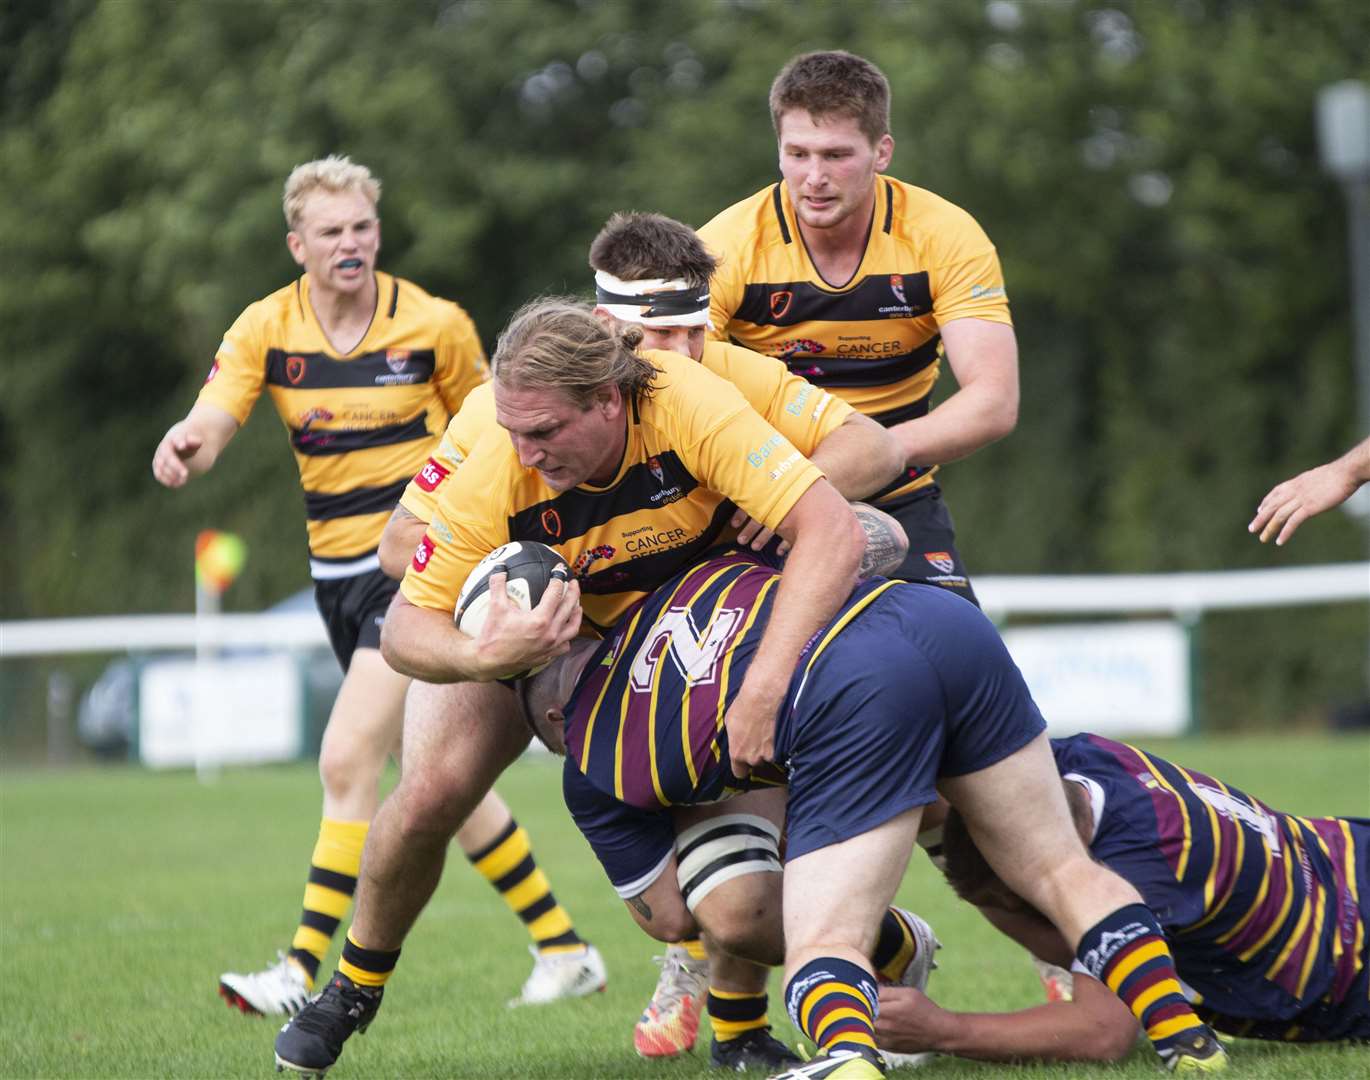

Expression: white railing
xmin=3 ymin=563 xmax=1365 ymax=657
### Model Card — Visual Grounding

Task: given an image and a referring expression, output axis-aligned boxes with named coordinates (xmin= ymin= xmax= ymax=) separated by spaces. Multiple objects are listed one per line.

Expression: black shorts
xmin=313 ymin=567 xmax=401 ymax=671
xmin=882 ymin=485 xmax=978 ymax=606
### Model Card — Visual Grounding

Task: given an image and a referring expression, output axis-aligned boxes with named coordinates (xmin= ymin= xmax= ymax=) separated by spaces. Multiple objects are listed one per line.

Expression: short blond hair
xmin=282 ymin=155 xmax=381 ymax=230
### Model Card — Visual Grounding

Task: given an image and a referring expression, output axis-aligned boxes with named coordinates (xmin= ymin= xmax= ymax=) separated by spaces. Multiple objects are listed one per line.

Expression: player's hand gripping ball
xmin=455 ymin=542 xmax=571 ymax=676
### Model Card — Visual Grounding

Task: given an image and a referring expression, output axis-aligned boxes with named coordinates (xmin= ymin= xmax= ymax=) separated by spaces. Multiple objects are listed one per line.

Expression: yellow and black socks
xmin=708 ymin=987 xmax=769 ymax=1045
xmin=870 ymin=908 xmax=918 ymax=983
xmin=338 ymin=932 xmax=399 ymax=989
xmin=288 ymin=818 xmax=368 ymax=986
xmin=1075 ymin=903 xmax=1216 ymax=1065
xmin=784 ymin=957 xmax=881 ymax=1057
xmin=467 ymin=819 xmax=584 ymax=954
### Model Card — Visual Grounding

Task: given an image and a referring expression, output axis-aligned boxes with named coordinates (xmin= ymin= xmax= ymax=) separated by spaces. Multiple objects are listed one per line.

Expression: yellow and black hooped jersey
xmin=396 ymin=341 xmax=851 ymax=525
xmin=399 ymin=350 xmax=824 ymax=629
xmin=196 ymin=272 xmax=487 ymax=572
xmin=699 ymin=177 xmax=1011 ymax=504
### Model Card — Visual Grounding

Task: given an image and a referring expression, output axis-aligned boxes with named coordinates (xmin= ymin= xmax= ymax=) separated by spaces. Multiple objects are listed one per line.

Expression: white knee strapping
xmin=675 ymin=813 xmax=782 ymax=914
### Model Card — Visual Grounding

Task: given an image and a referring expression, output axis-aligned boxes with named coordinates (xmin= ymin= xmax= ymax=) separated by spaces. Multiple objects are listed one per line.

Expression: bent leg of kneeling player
xmin=937 ymin=732 xmax=1218 ymax=1065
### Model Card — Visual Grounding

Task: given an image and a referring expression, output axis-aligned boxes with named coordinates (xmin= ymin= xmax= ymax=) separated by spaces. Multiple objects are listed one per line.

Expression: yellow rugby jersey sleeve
xmin=697 ymin=212 xmax=751 ymax=343
xmin=924 ymin=206 xmax=1013 ymax=327
xmin=195 ymin=301 xmax=271 ymax=424
xmin=649 ymin=354 xmax=824 ymax=532
xmin=702 ymin=342 xmax=852 ymax=455
xmin=399 ymin=426 xmax=515 ymax=614
xmin=433 ymin=303 xmax=490 ymax=414
xmin=396 ymin=383 xmax=497 ymax=522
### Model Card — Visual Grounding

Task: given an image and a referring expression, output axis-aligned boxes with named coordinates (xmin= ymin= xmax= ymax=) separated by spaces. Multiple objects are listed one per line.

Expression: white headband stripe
xmin=593 ymin=269 xmax=712 ymax=328
xmin=599 ymin=303 xmax=713 ymax=328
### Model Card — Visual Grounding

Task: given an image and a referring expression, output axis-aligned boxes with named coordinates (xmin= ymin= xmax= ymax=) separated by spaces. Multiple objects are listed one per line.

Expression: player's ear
xmin=593 ymin=383 xmax=622 ymax=420
xmin=874 ymin=133 xmax=894 ymax=172
xmin=591 ymin=306 xmax=615 ymax=331
xmin=286 ymin=230 xmax=307 ymax=267
xmin=540 ymin=709 xmax=567 ymax=756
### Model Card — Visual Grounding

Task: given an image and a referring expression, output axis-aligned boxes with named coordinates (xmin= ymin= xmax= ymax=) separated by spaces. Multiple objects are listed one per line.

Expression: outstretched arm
xmin=876 ymin=973 xmax=1139 ymax=1063
xmin=151 ymin=403 xmax=239 ymax=487
xmin=1249 ymin=436 xmax=1370 ymax=545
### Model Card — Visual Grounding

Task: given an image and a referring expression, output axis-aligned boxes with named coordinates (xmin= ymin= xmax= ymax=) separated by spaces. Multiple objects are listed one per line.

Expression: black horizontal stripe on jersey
xmin=732 ymin=272 xmax=933 ymax=328
xmin=304 ymin=477 xmax=409 ymax=522
xmin=575 ymin=502 xmax=734 ymax=618
xmin=508 ymin=451 xmax=699 ymax=545
xmin=265 ymin=348 xmax=436 ymax=390
xmin=776 ymin=335 xmax=941 ymax=390
xmin=868 ymin=465 xmax=934 ymax=504
xmin=869 ymin=394 xmax=931 ymax=428
xmin=290 ymin=416 xmax=431 ymax=457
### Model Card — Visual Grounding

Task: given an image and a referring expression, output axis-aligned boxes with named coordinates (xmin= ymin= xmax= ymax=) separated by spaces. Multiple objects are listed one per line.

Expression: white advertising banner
xmin=1001 ymin=620 xmax=1191 ymax=738
xmin=138 ymin=655 xmax=303 ymax=768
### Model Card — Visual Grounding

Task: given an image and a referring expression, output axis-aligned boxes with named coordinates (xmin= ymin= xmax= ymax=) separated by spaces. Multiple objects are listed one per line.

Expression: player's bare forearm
xmin=876 ymin=977 xmax=1138 ymax=1063
xmin=851 ymin=502 xmax=908 ymax=577
xmin=379 ymin=591 xmax=483 ymax=682
xmin=379 ymin=505 xmax=427 ymax=580
xmin=726 ymin=483 xmax=864 ymax=774
xmin=894 ymin=318 xmax=1018 ymax=467
xmin=811 ymin=413 xmax=906 ymax=500
xmin=150 ymin=402 xmax=238 ymax=487
xmin=891 ymin=377 xmax=1017 ymax=467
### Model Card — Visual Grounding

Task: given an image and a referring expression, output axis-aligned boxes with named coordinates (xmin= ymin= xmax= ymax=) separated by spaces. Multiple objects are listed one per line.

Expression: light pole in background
xmin=1317 ymin=80 xmax=1370 ymax=532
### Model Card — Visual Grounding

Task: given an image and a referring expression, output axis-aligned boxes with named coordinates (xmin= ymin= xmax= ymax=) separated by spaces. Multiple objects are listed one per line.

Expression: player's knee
xmin=675 ymin=814 xmax=783 ymax=963
xmin=317 ymin=738 xmax=379 ymax=798
xmin=698 ymin=889 xmax=784 ymax=967
xmin=392 ymin=766 xmax=486 ymax=839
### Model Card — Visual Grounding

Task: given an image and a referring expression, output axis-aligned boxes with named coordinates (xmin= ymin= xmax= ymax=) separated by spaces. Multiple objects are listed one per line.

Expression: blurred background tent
xmin=1 ymin=0 xmax=1366 ymax=734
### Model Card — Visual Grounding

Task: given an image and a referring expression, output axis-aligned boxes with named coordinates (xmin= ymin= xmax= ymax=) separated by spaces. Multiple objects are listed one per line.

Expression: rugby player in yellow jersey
xmin=274 ymin=299 xmax=872 ymax=1077
xmin=372 ymin=211 xmax=910 ymax=1070
xmin=699 ymin=51 xmax=1020 ymax=605
xmin=150 ymin=156 xmax=601 ymax=1017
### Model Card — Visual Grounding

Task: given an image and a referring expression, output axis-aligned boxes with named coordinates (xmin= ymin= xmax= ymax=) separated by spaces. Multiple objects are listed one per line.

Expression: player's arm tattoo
xmin=626 ymin=894 xmax=653 ymax=921
xmin=852 ymin=502 xmax=908 ymax=577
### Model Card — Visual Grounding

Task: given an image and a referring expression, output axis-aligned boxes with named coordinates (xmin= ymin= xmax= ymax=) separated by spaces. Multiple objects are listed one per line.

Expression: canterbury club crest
xmin=286 ymin=355 xmax=307 ymax=385
xmin=386 ymin=349 xmax=410 ymax=374
xmin=890 ymin=274 xmax=907 ymax=305
xmin=647 ymin=455 xmax=665 ymax=485
xmin=769 ymin=290 xmax=794 ymax=320
xmin=924 ymin=551 xmax=956 ymax=574
xmin=540 ymin=508 xmax=562 ymax=539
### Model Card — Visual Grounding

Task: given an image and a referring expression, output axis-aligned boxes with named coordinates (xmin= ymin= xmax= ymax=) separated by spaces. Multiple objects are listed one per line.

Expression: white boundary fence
xmin=3 ymin=563 xmax=1365 ymax=657
xmin=2 ymin=562 xmax=1366 ymax=764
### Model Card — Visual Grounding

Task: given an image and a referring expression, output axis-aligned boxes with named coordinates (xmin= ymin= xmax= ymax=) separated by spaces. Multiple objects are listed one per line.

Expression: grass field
xmin=3 ymin=732 xmax=1368 ymax=1079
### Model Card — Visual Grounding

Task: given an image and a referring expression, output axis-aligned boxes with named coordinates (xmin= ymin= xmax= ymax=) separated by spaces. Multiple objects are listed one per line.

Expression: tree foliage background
xmin=2 ymin=0 xmax=1367 ymax=726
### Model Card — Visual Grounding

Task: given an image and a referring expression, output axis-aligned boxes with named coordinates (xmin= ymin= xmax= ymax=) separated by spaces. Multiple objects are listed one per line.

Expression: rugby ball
xmin=455 ymin=541 xmax=571 ymax=640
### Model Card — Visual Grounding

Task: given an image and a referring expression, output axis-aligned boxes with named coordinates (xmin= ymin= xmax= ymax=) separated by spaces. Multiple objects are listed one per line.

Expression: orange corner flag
xmin=195 ymin=530 xmax=248 ymax=595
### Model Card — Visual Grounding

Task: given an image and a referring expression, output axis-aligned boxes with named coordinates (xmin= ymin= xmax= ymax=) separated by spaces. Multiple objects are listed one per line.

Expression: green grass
xmin=2 ymin=733 xmax=1368 ymax=1079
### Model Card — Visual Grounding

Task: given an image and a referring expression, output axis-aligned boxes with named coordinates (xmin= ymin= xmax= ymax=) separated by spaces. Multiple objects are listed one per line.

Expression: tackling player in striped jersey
xmin=876 ymin=734 xmax=1369 ymax=1061
xmin=519 ymin=550 xmax=1231 ymax=1077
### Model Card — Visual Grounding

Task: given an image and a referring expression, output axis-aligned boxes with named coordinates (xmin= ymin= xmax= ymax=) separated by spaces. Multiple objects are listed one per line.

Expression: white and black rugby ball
xmin=455 ymin=541 xmax=571 ymax=639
